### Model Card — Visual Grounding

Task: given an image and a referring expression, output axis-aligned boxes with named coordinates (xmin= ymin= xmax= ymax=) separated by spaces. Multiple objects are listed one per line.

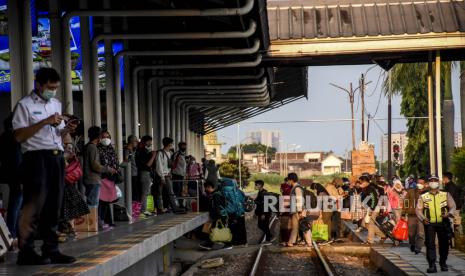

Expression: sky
xmin=217 ymin=64 xmax=462 ymax=159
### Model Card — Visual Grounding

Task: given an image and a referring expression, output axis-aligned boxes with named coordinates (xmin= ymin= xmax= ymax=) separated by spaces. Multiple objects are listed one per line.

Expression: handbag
xmin=311 ymin=218 xmax=329 ymax=241
xmin=100 ymin=178 xmax=117 ymax=203
xmin=209 ymin=220 xmax=232 ymax=243
xmin=65 ymin=159 xmax=83 ymax=184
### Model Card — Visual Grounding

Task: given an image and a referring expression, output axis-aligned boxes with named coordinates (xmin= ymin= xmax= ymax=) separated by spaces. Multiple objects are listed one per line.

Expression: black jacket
xmin=254 ymin=189 xmax=268 ymax=215
xmin=444 ymin=182 xmax=463 ymax=209
xmin=362 ymin=183 xmax=379 ymax=210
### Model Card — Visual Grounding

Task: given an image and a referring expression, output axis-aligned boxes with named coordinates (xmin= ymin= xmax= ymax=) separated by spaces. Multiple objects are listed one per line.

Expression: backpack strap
xmin=171 ymin=151 xmax=182 ymax=171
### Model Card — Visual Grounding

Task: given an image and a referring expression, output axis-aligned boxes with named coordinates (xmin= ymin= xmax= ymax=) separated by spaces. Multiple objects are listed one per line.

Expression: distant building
xmin=246 ymin=129 xmax=281 ymax=151
xmin=381 ymin=132 xmax=408 ymax=164
xmin=455 ymin=132 xmax=463 ymax=148
xmin=203 ymin=132 xmax=224 ymax=162
xmin=272 ymin=151 xmax=345 ymax=176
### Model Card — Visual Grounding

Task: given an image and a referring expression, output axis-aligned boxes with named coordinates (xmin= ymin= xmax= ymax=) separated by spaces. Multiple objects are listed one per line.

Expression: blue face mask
xmin=42 ymin=89 xmax=57 ymax=101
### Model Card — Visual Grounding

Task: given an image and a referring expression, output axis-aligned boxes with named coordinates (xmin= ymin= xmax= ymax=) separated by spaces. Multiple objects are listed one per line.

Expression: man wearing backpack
xmin=152 ymin=137 xmax=184 ymax=214
xmin=219 ymin=178 xmax=247 ymax=245
xmin=287 ymin=173 xmax=305 ymax=247
xmin=171 ymin=142 xmax=187 ymax=207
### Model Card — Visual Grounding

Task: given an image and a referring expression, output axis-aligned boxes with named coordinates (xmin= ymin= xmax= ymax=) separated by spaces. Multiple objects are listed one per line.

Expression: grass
xmin=243 ymin=173 xmax=350 ymax=194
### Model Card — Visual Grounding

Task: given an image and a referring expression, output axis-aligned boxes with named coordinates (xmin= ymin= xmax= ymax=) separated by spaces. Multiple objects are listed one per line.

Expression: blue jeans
xmin=6 ymin=181 xmax=23 ymax=239
xmin=85 ymin=183 xmax=100 ymax=208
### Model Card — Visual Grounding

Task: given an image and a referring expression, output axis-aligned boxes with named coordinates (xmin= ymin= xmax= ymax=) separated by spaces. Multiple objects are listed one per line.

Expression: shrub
xmin=451 ymin=147 xmax=465 ymax=186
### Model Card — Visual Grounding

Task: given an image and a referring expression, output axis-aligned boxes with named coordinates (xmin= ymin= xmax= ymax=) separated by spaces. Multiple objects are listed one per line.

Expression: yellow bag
xmin=209 ymin=220 xmax=232 ymax=243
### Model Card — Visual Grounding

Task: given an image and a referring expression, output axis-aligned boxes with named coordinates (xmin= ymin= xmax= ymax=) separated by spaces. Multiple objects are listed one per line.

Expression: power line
xmin=244 ymin=116 xmax=431 ymax=124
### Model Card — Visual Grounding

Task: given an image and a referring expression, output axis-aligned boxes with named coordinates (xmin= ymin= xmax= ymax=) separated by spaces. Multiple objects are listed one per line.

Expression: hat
xmin=428 ymin=175 xmax=439 ymax=182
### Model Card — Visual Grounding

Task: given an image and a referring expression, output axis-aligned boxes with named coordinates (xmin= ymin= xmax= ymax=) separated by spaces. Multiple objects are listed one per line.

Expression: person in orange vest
xmin=416 ymin=175 xmax=456 ymax=273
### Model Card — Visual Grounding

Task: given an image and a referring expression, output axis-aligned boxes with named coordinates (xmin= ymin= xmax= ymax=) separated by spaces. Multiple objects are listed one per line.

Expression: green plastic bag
xmin=312 ymin=221 xmax=329 ymax=241
xmin=146 ymin=195 xmax=155 ymax=212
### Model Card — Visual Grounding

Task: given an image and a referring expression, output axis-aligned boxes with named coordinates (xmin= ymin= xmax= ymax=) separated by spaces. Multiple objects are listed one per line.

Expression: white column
xmin=435 ymin=51 xmax=443 ymax=180
xmin=91 ymin=41 xmax=101 ymax=126
xmin=104 ymin=40 xmax=115 ymax=139
xmin=123 ymin=54 xmax=133 ymax=137
xmin=79 ymin=0 xmax=93 ymax=135
xmin=9 ymin=0 xmax=33 ymax=107
xmin=146 ymin=77 xmax=153 ymax=139
xmin=114 ymin=55 xmax=123 ymax=163
xmin=49 ymin=0 xmax=63 ymax=103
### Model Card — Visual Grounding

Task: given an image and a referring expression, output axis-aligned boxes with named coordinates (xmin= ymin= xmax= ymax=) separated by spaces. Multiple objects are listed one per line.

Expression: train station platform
xmin=345 ymin=221 xmax=465 ymax=275
xmin=0 ymin=212 xmax=209 ymax=276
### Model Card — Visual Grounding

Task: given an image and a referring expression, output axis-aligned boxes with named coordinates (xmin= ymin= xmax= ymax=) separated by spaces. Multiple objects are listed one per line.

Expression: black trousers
xmin=19 ymin=150 xmax=65 ymax=254
xmin=229 ymin=215 xmax=247 ymax=245
xmin=257 ymin=213 xmax=272 ymax=241
xmin=424 ymin=223 xmax=449 ymax=264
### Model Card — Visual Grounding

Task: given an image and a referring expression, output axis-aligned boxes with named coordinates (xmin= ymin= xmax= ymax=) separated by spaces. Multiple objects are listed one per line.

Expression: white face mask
xmin=101 ymin=138 xmax=112 ymax=146
xmin=429 ymin=182 xmax=439 ymax=189
xmin=417 ymin=184 xmax=424 ymax=190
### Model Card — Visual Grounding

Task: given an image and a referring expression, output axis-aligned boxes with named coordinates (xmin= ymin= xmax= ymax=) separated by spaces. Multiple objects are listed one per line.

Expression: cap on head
xmin=428 ymin=175 xmax=439 ymax=182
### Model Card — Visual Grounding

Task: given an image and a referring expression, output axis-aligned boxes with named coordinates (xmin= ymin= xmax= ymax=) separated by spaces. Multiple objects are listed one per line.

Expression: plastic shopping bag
xmin=393 ymin=217 xmax=409 ymax=241
xmin=311 ymin=218 xmax=329 ymax=241
xmin=146 ymin=195 xmax=155 ymax=213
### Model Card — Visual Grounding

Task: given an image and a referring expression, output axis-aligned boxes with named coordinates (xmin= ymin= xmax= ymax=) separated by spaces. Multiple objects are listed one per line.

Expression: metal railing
xmin=172 ymin=178 xmax=203 ymax=214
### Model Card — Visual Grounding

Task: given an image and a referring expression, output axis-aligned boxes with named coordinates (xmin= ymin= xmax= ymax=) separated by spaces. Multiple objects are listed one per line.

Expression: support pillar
xmin=427 ymin=52 xmax=436 ymax=175
xmin=104 ymin=40 xmax=116 ymax=142
xmin=80 ymin=0 xmax=93 ymax=137
xmin=138 ymin=74 xmax=147 ymax=136
xmin=147 ymin=78 xmax=153 ymax=139
xmin=114 ymin=55 xmax=123 ymax=163
xmin=91 ymin=41 xmax=101 ymax=126
xmin=158 ymin=84 xmax=164 ymax=142
xmin=9 ymin=0 xmax=33 ymax=107
xmin=49 ymin=0 xmax=64 ymax=102
xmin=123 ymin=47 xmax=133 ymax=138
xmin=61 ymin=15 xmax=72 ymax=114
xmin=435 ymin=51 xmax=443 ymax=180
xmin=132 ymin=70 xmax=140 ymax=137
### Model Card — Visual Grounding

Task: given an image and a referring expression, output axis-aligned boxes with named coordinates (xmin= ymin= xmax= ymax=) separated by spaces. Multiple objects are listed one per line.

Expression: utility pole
xmin=360 ymin=74 xmax=366 ymax=142
xmin=388 ymin=71 xmax=393 ymax=181
xmin=330 ymin=82 xmax=357 ymax=150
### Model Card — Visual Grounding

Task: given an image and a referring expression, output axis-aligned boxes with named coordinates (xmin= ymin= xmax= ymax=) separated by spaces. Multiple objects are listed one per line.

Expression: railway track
xmin=249 ymin=215 xmax=338 ymax=276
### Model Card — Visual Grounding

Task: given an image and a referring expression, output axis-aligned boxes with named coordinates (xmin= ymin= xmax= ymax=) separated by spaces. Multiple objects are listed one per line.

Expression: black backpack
xmin=292 ymin=185 xmax=318 ymax=209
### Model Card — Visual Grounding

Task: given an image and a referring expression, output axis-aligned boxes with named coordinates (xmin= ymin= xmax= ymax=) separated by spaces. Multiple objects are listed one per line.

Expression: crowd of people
xmin=0 ymin=68 xmax=217 ymax=266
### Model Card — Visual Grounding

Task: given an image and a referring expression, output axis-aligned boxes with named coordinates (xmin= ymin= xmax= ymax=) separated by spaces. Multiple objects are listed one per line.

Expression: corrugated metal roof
xmin=268 ymin=0 xmax=465 ymax=40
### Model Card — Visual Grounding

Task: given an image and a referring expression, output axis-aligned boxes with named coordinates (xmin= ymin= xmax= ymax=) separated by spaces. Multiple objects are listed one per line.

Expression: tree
xmin=384 ymin=62 xmax=456 ymax=176
xmin=451 ymin=147 xmax=465 ymax=186
xmin=227 ymin=143 xmax=277 ymax=161
xmin=384 ymin=63 xmax=430 ymax=176
xmin=219 ymin=159 xmax=251 ymax=181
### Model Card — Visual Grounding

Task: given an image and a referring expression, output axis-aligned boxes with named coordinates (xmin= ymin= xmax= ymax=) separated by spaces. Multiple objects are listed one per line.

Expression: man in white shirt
xmin=12 ymin=68 xmax=77 ymax=265
xmin=152 ymin=137 xmax=184 ymax=214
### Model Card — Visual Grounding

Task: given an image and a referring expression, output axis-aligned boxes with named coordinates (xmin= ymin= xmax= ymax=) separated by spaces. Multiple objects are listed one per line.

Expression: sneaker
xmin=410 ymin=244 xmax=415 ymax=252
xmin=355 ymin=227 xmax=364 ymax=233
xmin=143 ymin=211 xmax=153 ymax=217
xmin=17 ymin=250 xmax=51 ymax=265
xmin=44 ymin=252 xmax=76 ymax=264
xmin=198 ymin=243 xmax=213 ymax=250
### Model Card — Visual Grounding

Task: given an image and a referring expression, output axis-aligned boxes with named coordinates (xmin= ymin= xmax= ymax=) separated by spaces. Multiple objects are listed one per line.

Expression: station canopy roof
xmin=39 ymin=0 xmax=308 ymax=134
xmin=265 ymin=0 xmax=465 ymax=67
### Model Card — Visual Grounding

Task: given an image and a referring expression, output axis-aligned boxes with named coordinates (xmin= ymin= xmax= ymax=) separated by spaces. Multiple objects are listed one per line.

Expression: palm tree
xmin=384 ymin=62 xmax=456 ymax=175
xmin=460 ymin=61 xmax=465 ymax=143
xmin=443 ymin=62 xmax=454 ymax=171
xmin=384 ymin=63 xmax=430 ymax=176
